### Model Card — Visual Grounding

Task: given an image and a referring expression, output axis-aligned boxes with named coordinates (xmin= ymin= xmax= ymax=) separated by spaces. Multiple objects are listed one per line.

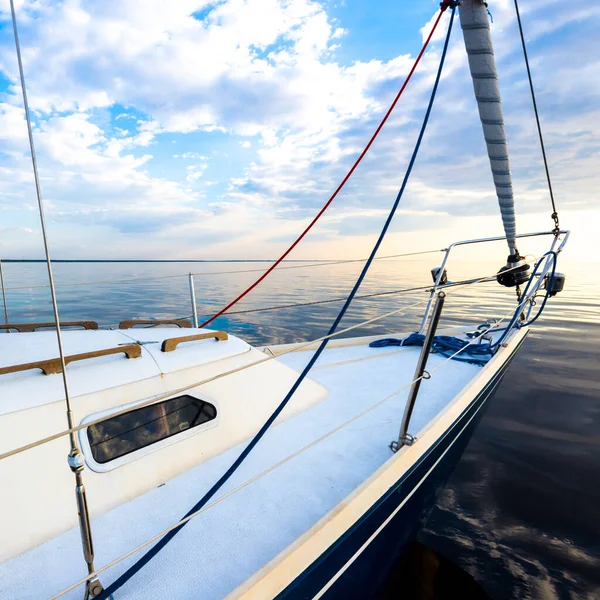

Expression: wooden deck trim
xmin=161 ymin=331 xmax=228 ymax=353
xmin=0 ymin=344 xmax=141 ymax=376
xmin=0 ymin=321 xmax=98 ymax=333
xmin=118 ymin=319 xmax=192 ymax=330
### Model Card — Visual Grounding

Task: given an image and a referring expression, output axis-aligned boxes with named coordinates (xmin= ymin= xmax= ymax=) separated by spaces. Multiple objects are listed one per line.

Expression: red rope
xmin=200 ymin=8 xmax=447 ymax=328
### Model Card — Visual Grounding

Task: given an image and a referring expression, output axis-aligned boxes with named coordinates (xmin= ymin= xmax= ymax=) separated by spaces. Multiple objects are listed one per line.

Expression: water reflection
xmin=419 ymin=322 xmax=600 ymax=599
xmin=381 ymin=541 xmax=491 ymax=600
xmin=0 ymin=252 xmax=598 ymax=598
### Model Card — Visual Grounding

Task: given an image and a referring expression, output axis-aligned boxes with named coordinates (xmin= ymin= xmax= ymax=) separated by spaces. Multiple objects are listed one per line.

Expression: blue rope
xmin=492 ymin=250 xmax=557 ymax=347
xmin=370 ymin=333 xmax=494 ymax=366
xmin=97 ymin=9 xmax=456 ymax=598
xmin=372 ymin=251 xmax=559 ymax=369
xmin=519 ymin=251 xmax=557 ymax=327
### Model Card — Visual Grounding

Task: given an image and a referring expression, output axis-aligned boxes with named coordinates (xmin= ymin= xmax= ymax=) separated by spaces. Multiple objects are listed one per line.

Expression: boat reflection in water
xmin=381 ymin=541 xmax=491 ymax=600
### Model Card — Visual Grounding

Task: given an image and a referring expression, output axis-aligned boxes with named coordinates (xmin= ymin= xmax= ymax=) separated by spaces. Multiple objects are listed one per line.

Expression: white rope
xmin=3 ymin=251 xmax=443 ymax=292
xmin=0 ymin=258 xmax=539 ymax=463
xmin=4 ymin=272 xmax=188 ymax=290
xmin=49 ymin=299 xmax=519 ymax=599
xmin=174 ymin=254 xmax=537 ymax=323
xmin=9 ymin=0 xmax=76 ymax=427
xmin=0 ymin=257 xmax=539 ymax=463
xmin=0 ymin=299 xmax=428 ymax=462
xmin=0 ymin=259 xmax=8 ymax=325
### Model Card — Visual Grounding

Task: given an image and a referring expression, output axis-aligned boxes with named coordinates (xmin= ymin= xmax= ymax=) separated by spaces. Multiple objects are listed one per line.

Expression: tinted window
xmin=87 ymin=395 xmax=217 ymax=464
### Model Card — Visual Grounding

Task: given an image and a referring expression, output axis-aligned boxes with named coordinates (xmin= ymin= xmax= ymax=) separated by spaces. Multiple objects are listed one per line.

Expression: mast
xmin=459 ymin=0 xmax=519 ymax=257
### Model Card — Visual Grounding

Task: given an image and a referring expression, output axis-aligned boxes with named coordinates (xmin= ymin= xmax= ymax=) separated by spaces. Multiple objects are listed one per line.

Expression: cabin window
xmin=86 ymin=395 xmax=217 ymax=464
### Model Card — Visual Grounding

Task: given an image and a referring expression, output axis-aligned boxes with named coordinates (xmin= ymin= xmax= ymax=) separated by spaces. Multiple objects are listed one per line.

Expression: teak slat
xmin=119 ymin=319 xmax=192 ymax=330
xmin=161 ymin=331 xmax=228 ymax=353
xmin=0 ymin=344 xmax=141 ymax=376
xmin=0 ymin=321 xmax=98 ymax=333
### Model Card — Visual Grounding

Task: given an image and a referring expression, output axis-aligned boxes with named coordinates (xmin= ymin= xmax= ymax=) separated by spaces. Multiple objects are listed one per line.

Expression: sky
xmin=0 ymin=0 xmax=598 ymax=261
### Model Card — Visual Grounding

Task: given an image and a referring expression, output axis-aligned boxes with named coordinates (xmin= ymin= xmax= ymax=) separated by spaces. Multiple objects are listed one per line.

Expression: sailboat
xmin=0 ymin=1 xmax=568 ymax=599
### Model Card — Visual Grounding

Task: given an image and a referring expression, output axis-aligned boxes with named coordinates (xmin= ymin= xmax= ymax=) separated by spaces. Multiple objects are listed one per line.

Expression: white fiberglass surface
xmin=0 ymin=330 xmax=160 ymax=415
xmin=118 ymin=327 xmax=251 ymax=373
xmin=0 ymin=342 xmax=479 ymax=600
xmin=0 ymin=328 xmax=251 ymax=415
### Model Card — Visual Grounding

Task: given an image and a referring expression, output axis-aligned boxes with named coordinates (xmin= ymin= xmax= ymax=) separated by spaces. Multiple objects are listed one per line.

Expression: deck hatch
xmin=86 ymin=395 xmax=217 ymax=464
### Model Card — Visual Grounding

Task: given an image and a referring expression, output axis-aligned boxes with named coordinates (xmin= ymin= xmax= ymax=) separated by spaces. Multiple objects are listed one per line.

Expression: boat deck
xmin=0 ymin=338 xmax=480 ymax=600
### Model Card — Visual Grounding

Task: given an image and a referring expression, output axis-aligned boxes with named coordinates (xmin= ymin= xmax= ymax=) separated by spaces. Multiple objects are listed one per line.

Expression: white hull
xmin=0 ymin=324 xmax=527 ymax=599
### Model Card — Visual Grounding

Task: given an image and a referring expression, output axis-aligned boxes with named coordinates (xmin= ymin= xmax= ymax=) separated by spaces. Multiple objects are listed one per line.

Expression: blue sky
xmin=0 ymin=0 xmax=597 ymax=259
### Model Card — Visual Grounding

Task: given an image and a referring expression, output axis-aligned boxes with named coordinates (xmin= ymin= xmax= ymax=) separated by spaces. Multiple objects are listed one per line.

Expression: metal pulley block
xmin=497 ymin=254 xmax=530 ymax=287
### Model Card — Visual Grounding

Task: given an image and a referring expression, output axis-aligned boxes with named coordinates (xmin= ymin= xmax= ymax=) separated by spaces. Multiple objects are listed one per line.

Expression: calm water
xmin=1 ymin=246 xmax=598 ymax=599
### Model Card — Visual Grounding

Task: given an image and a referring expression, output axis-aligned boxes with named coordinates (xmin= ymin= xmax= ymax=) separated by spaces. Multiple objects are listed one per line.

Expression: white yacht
xmin=0 ymin=1 xmax=567 ymax=599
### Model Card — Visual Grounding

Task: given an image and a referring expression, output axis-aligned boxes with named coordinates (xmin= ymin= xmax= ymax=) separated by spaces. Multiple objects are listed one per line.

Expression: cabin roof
xmin=0 ymin=328 xmax=250 ymax=415
xmin=0 ymin=339 xmax=481 ymax=599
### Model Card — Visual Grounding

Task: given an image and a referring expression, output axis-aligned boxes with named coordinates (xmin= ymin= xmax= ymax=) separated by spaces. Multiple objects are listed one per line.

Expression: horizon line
xmin=0 ymin=258 xmax=327 ymax=264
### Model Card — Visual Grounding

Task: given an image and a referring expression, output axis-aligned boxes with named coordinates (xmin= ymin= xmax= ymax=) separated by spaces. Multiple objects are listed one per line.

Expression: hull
xmin=0 ymin=327 xmax=525 ymax=600
xmin=275 ymin=333 xmax=526 ymax=600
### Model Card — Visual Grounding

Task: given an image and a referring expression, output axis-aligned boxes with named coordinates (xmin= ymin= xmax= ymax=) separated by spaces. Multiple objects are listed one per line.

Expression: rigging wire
xmin=185 ymin=273 xmax=514 ymax=321
xmin=0 ymin=258 xmax=535 ymax=465
xmin=198 ymin=11 xmax=449 ymax=330
xmin=0 ymin=259 xmax=8 ymax=325
xmin=51 ymin=292 xmax=518 ymax=600
xmin=9 ymin=2 xmax=73 ymax=423
xmin=513 ymin=0 xmax=560 ymax=232
xmin=96 ymin=8 xmax=458 ymax=598
xmin=2 ymin=249 xmax=443 ymax=292
xmin=8 ymin=0 xmax=102 ymax=595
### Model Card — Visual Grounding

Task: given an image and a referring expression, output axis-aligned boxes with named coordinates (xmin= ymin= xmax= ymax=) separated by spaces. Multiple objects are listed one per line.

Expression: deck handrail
xmin=0 ymin=236 xmax=569 ymax=460
xmin=119 ymin=319 xmax=192 ymax=330
xmin=161 ymin=331 xmax=228 ymax=353
xmin=47 ymin=299 xmax=523 ymax=600
xmin=0 ymin=343 xmax=141 ymax=376
xmin=418 ymin=229 xmax=570 ymax=334
xmin=0 ymin=320 xmax=98 ymax=333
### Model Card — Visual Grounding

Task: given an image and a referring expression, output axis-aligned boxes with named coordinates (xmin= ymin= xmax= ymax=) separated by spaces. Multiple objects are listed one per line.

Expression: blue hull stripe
xmin=275 ymin=333 xmax=527 ymax=600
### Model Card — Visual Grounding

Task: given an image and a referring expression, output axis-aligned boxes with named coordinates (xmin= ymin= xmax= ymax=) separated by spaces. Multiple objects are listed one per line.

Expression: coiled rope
xmin=370 ymin=333 xmax=495 ymax=366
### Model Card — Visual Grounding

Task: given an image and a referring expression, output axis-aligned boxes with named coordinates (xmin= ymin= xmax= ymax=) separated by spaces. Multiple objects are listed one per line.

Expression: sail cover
xmin=459 ymin=0 xmax=518 ymax=254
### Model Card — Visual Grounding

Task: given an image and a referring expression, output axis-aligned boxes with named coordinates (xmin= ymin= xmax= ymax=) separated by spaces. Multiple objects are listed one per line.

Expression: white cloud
xmin=0 ymin=0 xmax=597 ymax=258
xmin=186 ymin=162 xmax=208 ymax=182
xmin=174 ymin=152 xmax=210 ymax=160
